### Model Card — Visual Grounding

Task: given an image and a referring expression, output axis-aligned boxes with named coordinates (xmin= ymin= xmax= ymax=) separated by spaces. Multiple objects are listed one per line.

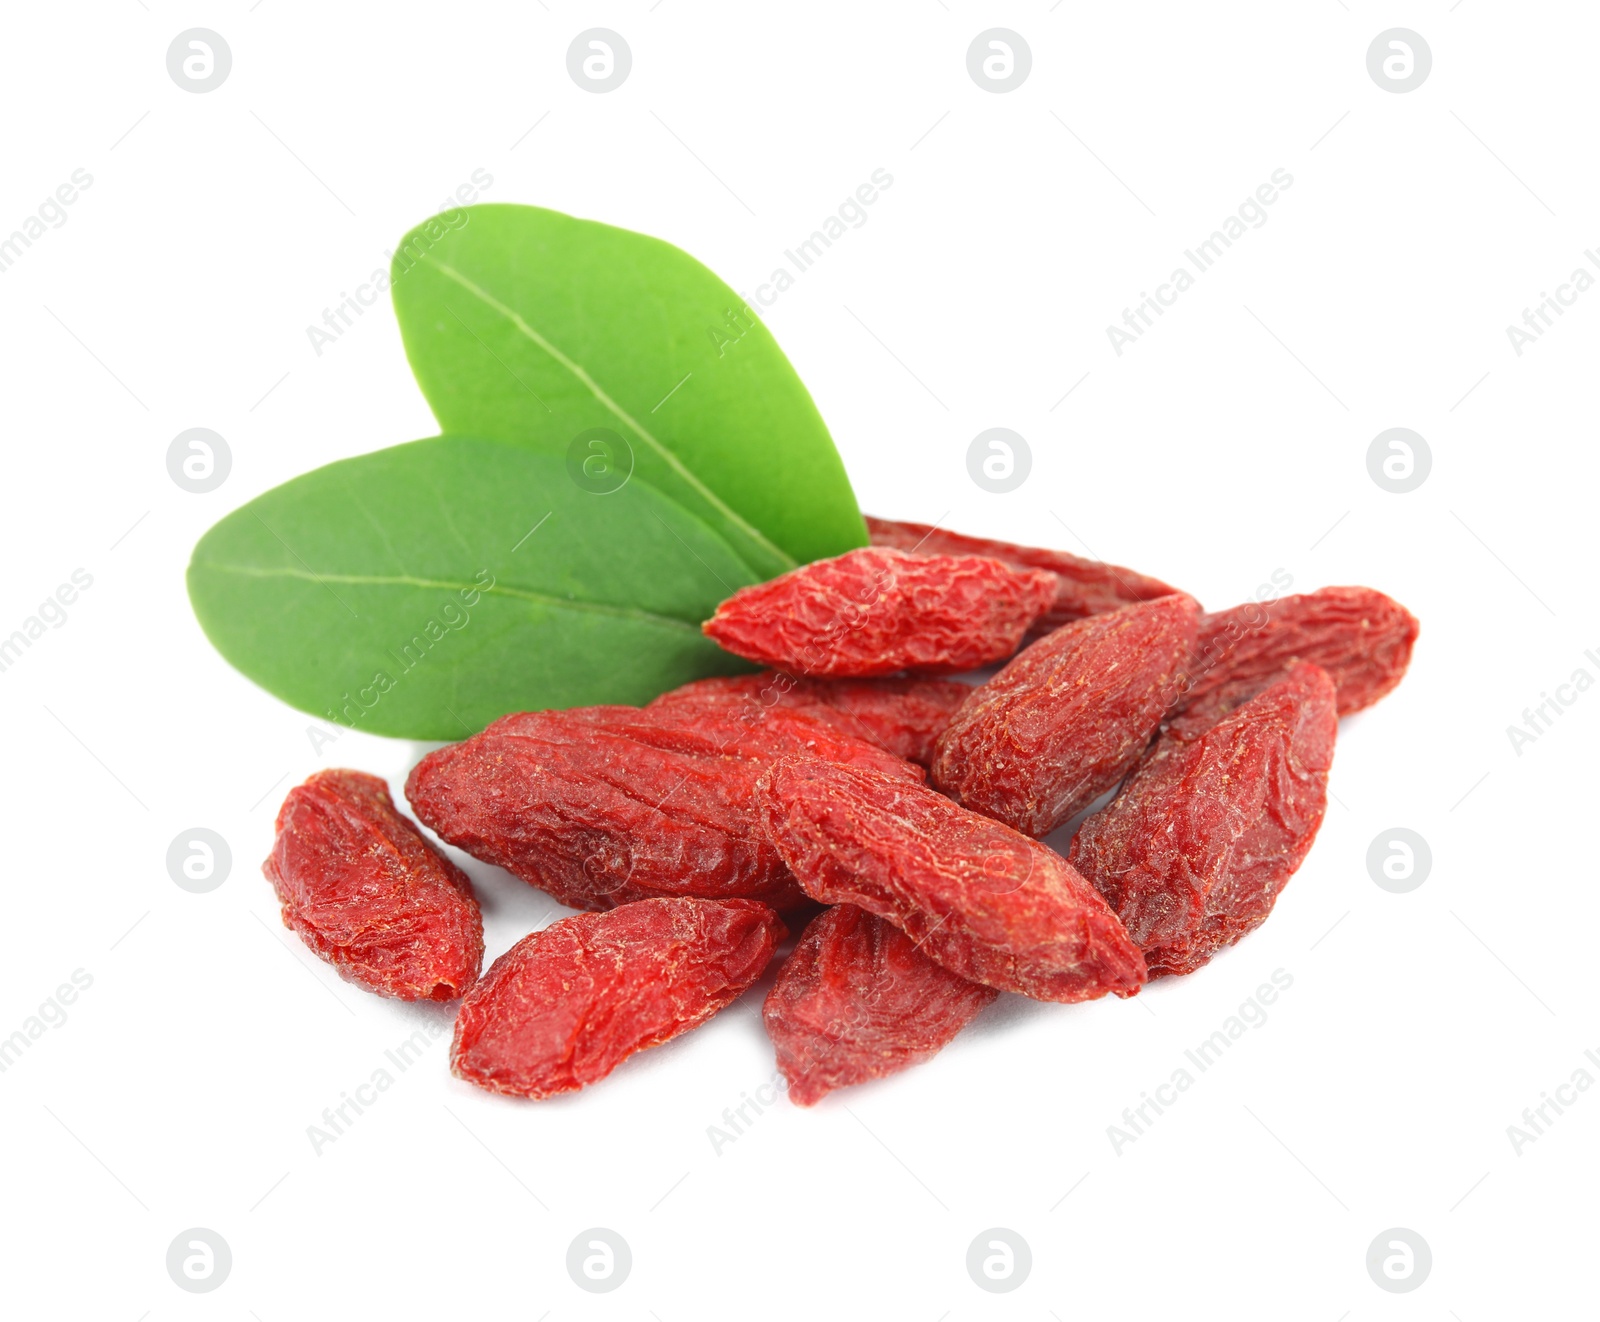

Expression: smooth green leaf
xmin=187 ymin=436 xmax=757 ymax=739
xmin=390 ymin=203 xmax=866 ymax=578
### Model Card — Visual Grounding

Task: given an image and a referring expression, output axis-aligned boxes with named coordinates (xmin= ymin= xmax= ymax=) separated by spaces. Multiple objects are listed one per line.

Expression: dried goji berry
xmin=866 ymin=515 xmax=1182 ymax=634
xmin=1070 ymin=662 xmax=1337 ymax=977
xmin=264 ymin=769 xmax=483 ymax=1001
xmin=763 ymin=903 xmax=998 ymax=1105
xmin=406 ymin=704 xmax=922 ymax=912
xmin=1172 ymin=586 xmax=1418 ymax=737
xmin=931 ymin=593 xmax=1200 ymax=836
xmin=701 ymin=546 xmax=1056 ymax=678
xmin=648 ymin=671 xmax=972 ymax=765
xmin=757 ymin=759 xmax=1146 ymax=1002
xmin=451 ymin=897 xmax=784 ymax=1099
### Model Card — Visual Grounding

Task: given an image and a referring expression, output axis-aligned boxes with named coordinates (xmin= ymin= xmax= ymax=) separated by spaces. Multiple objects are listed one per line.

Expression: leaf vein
xmin=196 ymin=562 xmax=707 ymax=633
xmin=417 ymin=254 xmax=795 ymax=571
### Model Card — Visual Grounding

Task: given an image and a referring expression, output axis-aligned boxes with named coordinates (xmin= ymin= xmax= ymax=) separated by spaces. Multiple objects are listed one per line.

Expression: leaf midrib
xmin=195 ymin=561 xmax=706 ymax=633
xmin=419 ymin=254 xmax=796 ymax=573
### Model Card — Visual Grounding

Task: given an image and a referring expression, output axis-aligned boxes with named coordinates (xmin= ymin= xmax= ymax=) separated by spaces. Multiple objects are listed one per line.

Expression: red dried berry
xmin=1070 ymin=662 xmax=1337 ymax=977
xmin=452 ymin=897 xmax=783 ymax=1099
xmin=757 ymin=759 xmax=1146 ymax=1002
xmin=264 ymin=769 xmax=483 ymax=1001
xmin=866 ymin=515 xmax=1182 ymax=634
xmin=648 ymin=671 xmax=972 ymax=765
xmin=406 ymin=703 xmax=922 ymax=912
xmin=1172 ymin=586 xmax=1418 ymax=737
xmin=702 ymin=546 xmax=1056 ymax=678
xmin=931 ymin=594 xmax=1201 ymax=836
xmin=764 ymin=904 xmax=998 ymax=1106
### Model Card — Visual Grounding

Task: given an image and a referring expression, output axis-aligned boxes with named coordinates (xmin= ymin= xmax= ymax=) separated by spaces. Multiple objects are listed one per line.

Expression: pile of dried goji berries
xmin=265 ymin=519 xmax=1418 ymax=1104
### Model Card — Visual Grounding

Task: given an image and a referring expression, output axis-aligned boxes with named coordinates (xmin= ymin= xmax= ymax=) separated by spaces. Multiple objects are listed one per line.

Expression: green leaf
xmin=389 ymin=203 xmax=866 ymax=578
xmin=187 ymin=436 xmax=758 ymax=739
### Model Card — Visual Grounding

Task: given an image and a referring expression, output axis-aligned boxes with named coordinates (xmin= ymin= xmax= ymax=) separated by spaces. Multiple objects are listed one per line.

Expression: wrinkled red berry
xmin=702 ymin=546 xmax=1056 ymax=678
xmin=407 ymin=704 xmax=921 ymax=912
xmin=648 ymin=671 xmax=972 ymax=765
xmin=757 ymin=759 xmax=1146 ymax=1002
xmin=866 ymin=516 xmax=1182 ymax=634
xmin=264 ymin=769 xmax=483 ymax=1001
xmin=931 ymin=594 xmax=1200 ymax=836
xmin=1070 ymin=662 xmax=1337 ymax=977
xmin=1173 ymin=586 xmax=1418 ymax=737
xmin=452 ymin=898 xmax=784 ymax=1099
xmin=764 ymin=904 xmax=998 ymax=1105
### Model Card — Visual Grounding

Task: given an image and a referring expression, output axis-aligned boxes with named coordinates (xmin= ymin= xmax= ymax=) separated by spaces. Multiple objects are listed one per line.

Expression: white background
xmin=1 ymin=3 xmax=1595 ymax=1318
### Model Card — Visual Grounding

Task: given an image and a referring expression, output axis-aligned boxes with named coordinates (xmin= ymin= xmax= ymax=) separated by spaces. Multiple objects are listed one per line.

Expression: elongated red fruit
xmin=264 ymin=770 xmax=483 ymax=1001
xmin=764 ymin=904 xmax=998 ymax=1105
xmin=1070 ymin=662 xmax=1337 ymax=977
xmin=648 ymin=671 xmax=972 ymax=765
xmin=931 ymin=594 xmax=1201 ymax=836
xmin=452 ymin=898 xmax=784 ymax=1099
xmin=757 ymin=759 xmax=1146 ymax=1002
xmin=406 ymin=704 xmax=921 ymax=912
xmin=1172 ymin=586 xmax=1418 ymax=736
xmin=702 ymin=546 xmax=1056 ymax=677
xmin=866 ymin=516 xmax=1182 ymax=633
